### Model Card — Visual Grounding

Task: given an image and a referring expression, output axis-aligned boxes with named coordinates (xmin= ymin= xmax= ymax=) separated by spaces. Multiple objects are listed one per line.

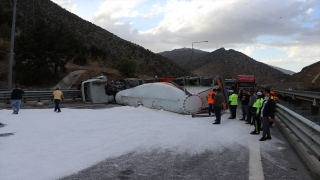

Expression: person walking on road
xmin=213 ymin=88 xmax=225 ymax=124
xmin=228 ymin=90 xmax=238 ymax=119
xmin=10 ymin=85 xmax=25 ymax=114
xmin=259 ymin=90 xmax=275 ymax=141
xmin=53 ymin=87 xmax=64 ymax=113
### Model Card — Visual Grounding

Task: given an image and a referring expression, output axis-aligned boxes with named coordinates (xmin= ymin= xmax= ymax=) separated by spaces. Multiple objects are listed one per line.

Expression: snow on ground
xmin=0 ymin=106 xmax=254 ymax=180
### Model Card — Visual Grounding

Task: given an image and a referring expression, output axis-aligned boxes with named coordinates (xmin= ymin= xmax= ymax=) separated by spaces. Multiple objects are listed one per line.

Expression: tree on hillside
xmin=0 ymin=23 xmax=10 ymax=59
xmin=119 ymin=58 xmax=137 ymax=77
xmin=0 ymin=10 xmax=11 ymax=60
xmin=14 ymin=20 xmax=79 ymax=85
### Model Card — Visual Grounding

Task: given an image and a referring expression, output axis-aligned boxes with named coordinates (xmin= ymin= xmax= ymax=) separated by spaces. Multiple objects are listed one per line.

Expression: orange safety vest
xmin=208 ymin=91 xmax=215 ymax=104
xmin=270 ymin=91 xmax=278 ymax=102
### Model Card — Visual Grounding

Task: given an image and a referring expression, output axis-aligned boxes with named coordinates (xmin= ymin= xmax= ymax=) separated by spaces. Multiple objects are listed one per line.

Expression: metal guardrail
xmin=0 ymin=90 xmax=82 ymax=103
xmin=274 ymin=90 xmax=320 ymax=107
xmin=280 ymin=90 xmax=320 ymax=96
xmin=276 ymin=104 xmax=320 ymax=161
xmin=275 ymin=90 xmax=320 ymax=98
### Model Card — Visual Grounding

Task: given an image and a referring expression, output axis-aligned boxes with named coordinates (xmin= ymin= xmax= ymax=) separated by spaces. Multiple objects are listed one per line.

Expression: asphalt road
xmin=58 ymin=125 xmax=314 ymax=180
xmin=1 ymin=101 xmax=316 ymax=180
xmin=57 ymin=106 xmax=314 ymax=180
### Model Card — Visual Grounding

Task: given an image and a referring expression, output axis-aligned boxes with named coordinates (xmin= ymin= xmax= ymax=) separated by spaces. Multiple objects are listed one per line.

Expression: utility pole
xmin=8 ymin=0 xmax=35 ymax=89
xmin=8 ymin=0 xmax=18 ymax=90
xmin=189 ymin=41 xmax=208 ymax=77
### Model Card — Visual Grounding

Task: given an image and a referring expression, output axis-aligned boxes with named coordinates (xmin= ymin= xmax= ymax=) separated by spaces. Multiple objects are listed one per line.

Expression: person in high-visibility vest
xmin=228 ymin=90 xmax=238 ymax=119
xmin=250 ymin=91 xmax=264 ymax=134
xmin=207 ymin=89 xmax=216 ymax=115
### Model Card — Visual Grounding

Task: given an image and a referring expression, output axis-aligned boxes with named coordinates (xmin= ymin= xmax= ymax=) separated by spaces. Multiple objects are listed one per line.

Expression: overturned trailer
xmin=115 ymin=82 xmax=205 ymax=114
xmin=81 ymin=76 xmax=114 ymax=103
xmin=115 ymin=75 xmax=229 ymax=114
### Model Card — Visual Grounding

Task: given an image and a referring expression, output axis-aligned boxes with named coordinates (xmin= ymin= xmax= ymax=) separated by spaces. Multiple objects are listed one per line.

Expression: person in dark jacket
xmin=10 ymin=84 xmax=25 ymax=114
xmin=240 ymin=89 xmax=250 ymax=120
xmin=246 ymin=90 xmax=256 ymax=124
xmin=213 ymin=88 xmax=225 ymax=124
xmin=259 ymin=90 xmax=275 ymax=141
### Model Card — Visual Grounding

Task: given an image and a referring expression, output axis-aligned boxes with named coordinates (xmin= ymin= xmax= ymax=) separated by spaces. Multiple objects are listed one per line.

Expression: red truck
xmin=236 ymin=75 xmax=256 ymax=90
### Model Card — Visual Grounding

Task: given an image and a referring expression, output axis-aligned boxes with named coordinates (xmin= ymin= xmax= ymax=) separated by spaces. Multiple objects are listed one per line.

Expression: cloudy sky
xmin=51 ymin=0 xmax=320 ymax=72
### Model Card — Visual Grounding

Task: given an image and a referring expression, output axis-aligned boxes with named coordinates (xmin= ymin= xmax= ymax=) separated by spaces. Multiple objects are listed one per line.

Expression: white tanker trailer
xmin=115 ymin=82 xmax=210 ymax=114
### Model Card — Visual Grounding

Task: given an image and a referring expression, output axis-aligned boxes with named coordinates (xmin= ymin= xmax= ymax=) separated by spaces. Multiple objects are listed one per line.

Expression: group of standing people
xmin=208 ymin=87 xmax=276 ymax=141
xmin=238 ymin=88 xmax=276 ymax=141
xmin=10 ymin=85 xmax=65 ymax=114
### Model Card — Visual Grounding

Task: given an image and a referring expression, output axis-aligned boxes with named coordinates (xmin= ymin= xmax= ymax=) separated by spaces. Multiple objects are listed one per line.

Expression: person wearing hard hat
xmin=228 ymin=89 xmax=238 ymax=119
xmin=250 ymin=91 xmax=264 ymax=135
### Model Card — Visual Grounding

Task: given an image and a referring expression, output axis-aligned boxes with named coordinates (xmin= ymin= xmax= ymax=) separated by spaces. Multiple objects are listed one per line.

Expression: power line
xmin=217 ymin=0 xmax=319 ymax=37
xmin=235 ymin=0 xmax=319 ymax=36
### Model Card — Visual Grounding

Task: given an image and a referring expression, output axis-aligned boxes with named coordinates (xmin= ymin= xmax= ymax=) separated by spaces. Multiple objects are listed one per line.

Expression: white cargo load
xmin=115 ymin=82 xmax=211 ymax=114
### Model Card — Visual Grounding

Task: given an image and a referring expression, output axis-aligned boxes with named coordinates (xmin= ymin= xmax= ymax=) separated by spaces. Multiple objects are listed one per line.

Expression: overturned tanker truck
xmin=115 ymin=76 xmax=229 ymax=114
xmin=81 ymin=75 xmax=229 ymax=114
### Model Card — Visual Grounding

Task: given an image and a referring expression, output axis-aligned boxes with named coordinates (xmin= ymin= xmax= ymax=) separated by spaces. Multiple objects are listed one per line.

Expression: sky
xmin=0 ymin=106 xmax=281 ymax=180
xmin=50 ymin=0 xmax=320 ymax=73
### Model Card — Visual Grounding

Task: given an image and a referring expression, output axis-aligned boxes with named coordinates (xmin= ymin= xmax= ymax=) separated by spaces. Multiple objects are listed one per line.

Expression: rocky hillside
xmin=159 ymin=48 xmax=290 ymax=85
xmin=277 ymin=61 xmax=320 ymax=90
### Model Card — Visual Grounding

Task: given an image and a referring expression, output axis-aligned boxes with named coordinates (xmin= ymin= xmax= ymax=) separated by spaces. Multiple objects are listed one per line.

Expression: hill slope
xmin=277 ymin=61 xmax=320 ymax=90
xmin=0 ymin=0 xmax=187 ymax=88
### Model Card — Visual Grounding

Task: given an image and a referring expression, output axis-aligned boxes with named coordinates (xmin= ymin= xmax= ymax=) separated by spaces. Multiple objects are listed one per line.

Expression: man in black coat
xmin=10 ymin=85 xmax=25 ymax=114
xmin=259 ymin=90 xmax=275 ymax=141
xmin=240 ymin=89 xmax=250 ymax=120
xmin=212 ymin=88 xmax=225 ymax=124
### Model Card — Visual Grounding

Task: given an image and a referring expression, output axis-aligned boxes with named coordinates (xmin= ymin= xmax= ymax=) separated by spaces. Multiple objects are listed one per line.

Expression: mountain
xmin=158 ymin=48 xmax=209 ymax=71
xmin=0 ymin=0 xmax=187 ymax=87
xmin=276 ymin=61 xmax=320 ymax=91
xmin=159 ymin=48 xmax=290 ymax=85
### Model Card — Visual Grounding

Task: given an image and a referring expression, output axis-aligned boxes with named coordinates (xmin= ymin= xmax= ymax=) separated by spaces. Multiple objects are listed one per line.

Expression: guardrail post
xmin=311 ymin=105 xmax=320 ymax=116
xmin=295 ymin=99 xmax=302 ymax=107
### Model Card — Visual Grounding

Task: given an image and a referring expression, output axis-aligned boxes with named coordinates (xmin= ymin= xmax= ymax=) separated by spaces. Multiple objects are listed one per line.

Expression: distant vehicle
xmin=236 ymin=75 xmax=256 ymax=90
xmin=224 ymin=78 xmax=237 ymax=89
